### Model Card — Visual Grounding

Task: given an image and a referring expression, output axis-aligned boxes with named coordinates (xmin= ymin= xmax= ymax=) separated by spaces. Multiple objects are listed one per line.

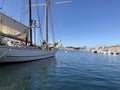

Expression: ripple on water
xmin=0 ymin=50 xmax=120 ymax=90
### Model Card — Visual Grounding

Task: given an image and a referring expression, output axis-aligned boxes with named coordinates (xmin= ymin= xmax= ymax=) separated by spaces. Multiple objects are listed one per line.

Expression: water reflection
xmin=0 ymin=57 xmax=57 ymax=90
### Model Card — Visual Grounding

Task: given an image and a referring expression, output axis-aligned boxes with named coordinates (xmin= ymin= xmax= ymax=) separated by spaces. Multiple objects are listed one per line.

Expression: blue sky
xmin=51 ymin=0 xmax=120 ymax=47
xmin=1 ymin=0 xmax=120 ymax=47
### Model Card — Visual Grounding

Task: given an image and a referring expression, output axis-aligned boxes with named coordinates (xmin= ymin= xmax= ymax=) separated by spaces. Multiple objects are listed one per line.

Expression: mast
xmin=45 ymin=0 xmax=49 ymax=49
xmin=30 ymin=0 xmax=71 ymax=48
xmin=29 ymin=0 xmax=32 ymax=46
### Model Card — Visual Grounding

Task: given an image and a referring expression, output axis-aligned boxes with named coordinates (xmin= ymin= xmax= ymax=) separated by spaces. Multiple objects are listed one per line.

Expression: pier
xmin=90 ymin=44 xmax=120 ymax=55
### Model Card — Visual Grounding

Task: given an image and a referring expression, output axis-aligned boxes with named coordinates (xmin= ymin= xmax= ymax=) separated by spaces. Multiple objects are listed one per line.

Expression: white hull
xmin=0 ymin=46 xmax=57 ymax=63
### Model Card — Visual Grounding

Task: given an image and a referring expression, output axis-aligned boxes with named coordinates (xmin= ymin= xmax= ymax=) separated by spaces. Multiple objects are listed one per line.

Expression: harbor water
xmin=0 ymin=50 xmax=120 ymax=90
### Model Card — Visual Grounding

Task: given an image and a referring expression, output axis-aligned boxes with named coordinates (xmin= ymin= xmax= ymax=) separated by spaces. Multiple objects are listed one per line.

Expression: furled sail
xmin=0 ymin=13 xmax=28 ymax=41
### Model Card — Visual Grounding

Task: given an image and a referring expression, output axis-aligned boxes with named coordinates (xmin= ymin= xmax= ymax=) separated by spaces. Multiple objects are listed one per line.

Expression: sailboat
xmin=0 ymin=0 xmax=70 ymax=63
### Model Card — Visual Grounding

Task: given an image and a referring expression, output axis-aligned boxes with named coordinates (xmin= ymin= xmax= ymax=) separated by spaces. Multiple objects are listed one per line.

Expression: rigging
xmin=35 ymin=0 xmax=44 ymax=42
xmin=49 ymin=5 xmax=55 ymax=44
xmin=0 ymin=0 xmax=5 ymax=11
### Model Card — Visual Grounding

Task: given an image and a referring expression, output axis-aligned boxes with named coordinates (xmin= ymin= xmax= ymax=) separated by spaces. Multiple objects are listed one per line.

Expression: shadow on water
xmin=0 ymin=57 xmax=57 ymax=90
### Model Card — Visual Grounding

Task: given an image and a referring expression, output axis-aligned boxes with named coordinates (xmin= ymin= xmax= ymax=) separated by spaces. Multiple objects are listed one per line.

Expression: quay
xmin=90 ymin=44 xmax=120 ymax=55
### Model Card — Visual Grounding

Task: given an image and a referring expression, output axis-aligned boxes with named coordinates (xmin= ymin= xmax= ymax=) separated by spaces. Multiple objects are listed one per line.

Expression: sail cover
xmin=0 ymin=13 xmax=28 ymax=41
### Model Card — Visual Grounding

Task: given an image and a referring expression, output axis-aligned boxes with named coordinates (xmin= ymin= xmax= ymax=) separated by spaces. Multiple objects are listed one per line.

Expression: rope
xmin=20 ymin=0 xmax=28 ymax=24
xmin=0 ymin=49 xmax=9 ymax=58
xmin=49 ymin=5 xmax=55 ymax=43
xmin=0 ymin=0 xmax=5 ymax=11
xmin=35 ymin=0 xmax=44 ymax=43
xmin=34 ymin=27 xmax=36 ymax=45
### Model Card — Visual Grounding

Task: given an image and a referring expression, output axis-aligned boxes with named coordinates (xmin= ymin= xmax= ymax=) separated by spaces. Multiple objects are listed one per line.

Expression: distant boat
xmin=0 ymin=0 xmax=66 ymax=63
xmin=93 ymin=50 xmax=97 ymax=53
